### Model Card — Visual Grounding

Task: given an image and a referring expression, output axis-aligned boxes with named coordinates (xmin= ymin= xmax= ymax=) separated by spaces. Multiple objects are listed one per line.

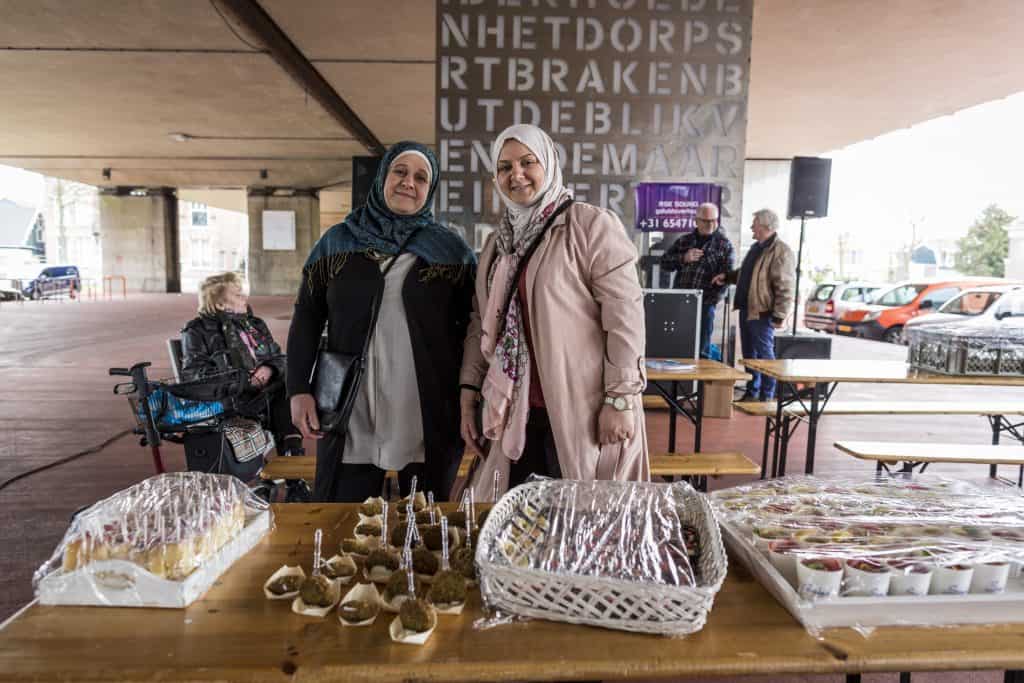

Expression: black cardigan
xmin=180 ymin=311 xmax=286 ymax=383
xmin=286 ymin=254 xmax=474 ymax=501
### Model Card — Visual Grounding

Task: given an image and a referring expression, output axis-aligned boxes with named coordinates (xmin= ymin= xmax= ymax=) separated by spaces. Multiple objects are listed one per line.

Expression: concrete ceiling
xmin=1 ymin=0 xmax=1023 ymax=189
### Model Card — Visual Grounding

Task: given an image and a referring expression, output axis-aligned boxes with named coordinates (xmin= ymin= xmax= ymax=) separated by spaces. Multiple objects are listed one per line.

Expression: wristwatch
xmin=603 ymin=394 xmax=633 ymax=411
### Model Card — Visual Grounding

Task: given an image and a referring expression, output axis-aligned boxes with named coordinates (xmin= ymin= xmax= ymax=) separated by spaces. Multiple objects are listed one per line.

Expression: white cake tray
xmin=37 ymin=509 xmax=272 ymax=608
xmin=721 ymin=521 xmax=1024 ymax=630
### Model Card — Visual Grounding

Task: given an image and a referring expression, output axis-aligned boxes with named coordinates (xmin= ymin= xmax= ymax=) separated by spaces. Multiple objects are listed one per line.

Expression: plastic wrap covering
xmin=34 ymin=472 xmax=272 ymax=608
xmin=908 ymin=319 xmax=1024 ymax=377
xmin=712 ymin=475 xmax=1024 ymax=631
xmin=475 ymin=479 xmax=726 ymax=636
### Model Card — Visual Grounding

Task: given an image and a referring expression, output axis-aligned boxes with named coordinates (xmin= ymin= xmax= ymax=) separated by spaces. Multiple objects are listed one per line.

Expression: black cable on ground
xmin=0 ymin=430 xmax=132 ymax=495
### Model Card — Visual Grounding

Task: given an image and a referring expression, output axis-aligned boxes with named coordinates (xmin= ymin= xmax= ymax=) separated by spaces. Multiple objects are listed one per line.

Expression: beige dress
xmin=460 ymin=202 xmax=650 ymax=488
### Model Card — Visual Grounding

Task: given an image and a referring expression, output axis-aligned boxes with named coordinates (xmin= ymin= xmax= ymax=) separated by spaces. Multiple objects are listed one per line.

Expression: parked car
xmin=904 ymin=284 xmax=1021 ymax=331
xmin=803 ymin=281 xmax=885 ymax=333
xmin=837 ymin=278 xmax=1011 ymax=344
xmin=21 ymin=265 xmax=81 ymax=300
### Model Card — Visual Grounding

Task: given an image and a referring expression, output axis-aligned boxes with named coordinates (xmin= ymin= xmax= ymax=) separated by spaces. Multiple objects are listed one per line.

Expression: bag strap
xmin=497 ymin=198 xmax=574 ymax=336
xmin=359 ymin=227 xmax=423 ymax=360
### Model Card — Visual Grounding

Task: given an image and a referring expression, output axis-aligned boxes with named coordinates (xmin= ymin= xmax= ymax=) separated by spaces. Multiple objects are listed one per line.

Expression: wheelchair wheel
xmin=285 ymin=479 xmax=312 ymax=503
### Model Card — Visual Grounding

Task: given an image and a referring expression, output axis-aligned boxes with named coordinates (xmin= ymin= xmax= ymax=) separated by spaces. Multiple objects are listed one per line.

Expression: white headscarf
xmin=491 ymin=124 xmax=572 ymax=255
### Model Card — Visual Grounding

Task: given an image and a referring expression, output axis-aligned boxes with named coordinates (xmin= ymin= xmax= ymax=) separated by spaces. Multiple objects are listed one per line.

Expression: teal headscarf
xmin=303 ymin=141 xmax=474 ymax=291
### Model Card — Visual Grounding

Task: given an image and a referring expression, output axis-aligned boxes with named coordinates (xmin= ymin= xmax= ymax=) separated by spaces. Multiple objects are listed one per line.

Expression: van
xmin=22 ymin=265 xmax=81 ymax=300
xmin=804 ymin=281 xmax=885 ymax=333
xmin=837 ymin=279 xmax=1011 ymax=344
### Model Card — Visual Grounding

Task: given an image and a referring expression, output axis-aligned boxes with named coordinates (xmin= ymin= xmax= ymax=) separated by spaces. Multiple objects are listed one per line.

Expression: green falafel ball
xmin=412 ymin=546 xmax=439 ymax=576
xmin=427 ymin=570 xmax=467 ymax=605
xmin=365 ymin=549 xmax=399 ymax=572
xmin=383 ymin=571 xmax=423 ymax=602
xmin=399 ymin=598 xmax=436 ymax=633
xmin=299 ymin=574 xmax=333 ymax=607
xmin=450 ymin=546 xmax=477 ymax=581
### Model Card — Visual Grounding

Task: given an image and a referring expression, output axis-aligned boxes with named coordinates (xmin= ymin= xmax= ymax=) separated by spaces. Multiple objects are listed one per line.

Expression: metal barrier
xmin=103 ymin=275 xmax=128 ymax=300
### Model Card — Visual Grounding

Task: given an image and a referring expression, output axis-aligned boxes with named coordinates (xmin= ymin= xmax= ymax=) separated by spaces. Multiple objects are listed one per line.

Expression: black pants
xmin=330 ymin=462 xmax=426 ymax=503
xmin=508 ymin=408 xmax=562 ymax=488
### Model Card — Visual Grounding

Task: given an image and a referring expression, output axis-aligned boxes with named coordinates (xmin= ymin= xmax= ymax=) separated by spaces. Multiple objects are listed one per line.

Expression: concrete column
xmin=99 ymin=188 xmax=180 ymax=293
xmin=1006 ymin=220 xmax=1024 ymax=280
xmin=246 ymin=190 xmax=320 ymax=296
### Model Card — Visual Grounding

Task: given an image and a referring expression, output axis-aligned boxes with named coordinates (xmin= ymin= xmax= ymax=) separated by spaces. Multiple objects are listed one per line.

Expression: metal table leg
xmin=694 ymin=380 xmax=704 ymax=452
xmin=669 ymin=379 xmax=678 ymax=453
xmin=804 ymin=381 xmax=824 ymax=474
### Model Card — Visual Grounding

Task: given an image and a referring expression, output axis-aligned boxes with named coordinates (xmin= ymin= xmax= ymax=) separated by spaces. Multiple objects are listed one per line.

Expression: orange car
xmin=836 ymin=279 xmax=1012 ymax=344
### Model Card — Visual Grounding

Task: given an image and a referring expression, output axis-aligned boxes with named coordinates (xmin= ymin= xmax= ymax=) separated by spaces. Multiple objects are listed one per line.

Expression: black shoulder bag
xmin=312 ymin=228 xmax=422 ymax=434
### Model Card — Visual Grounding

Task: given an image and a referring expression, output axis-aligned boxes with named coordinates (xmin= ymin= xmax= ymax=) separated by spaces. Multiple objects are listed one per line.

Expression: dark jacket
xmin=286 ymin=254 xmax=475 ymax=502
xmin=180 ymin=311 xmax=286 ymax=383
xmin=659 ymin=229 xmax=736 ymax=304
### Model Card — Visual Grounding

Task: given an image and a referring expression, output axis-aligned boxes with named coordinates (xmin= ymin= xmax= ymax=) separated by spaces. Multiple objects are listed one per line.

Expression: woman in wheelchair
xmin=181 ymin=272 xmax=304 ymax=457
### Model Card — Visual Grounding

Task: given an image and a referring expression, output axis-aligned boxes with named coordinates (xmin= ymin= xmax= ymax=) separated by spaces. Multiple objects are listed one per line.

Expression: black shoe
xmin=735 ymin=391 xmax=760 ymax=403
xmin=281 ymin=447 xmax=306 ymax=457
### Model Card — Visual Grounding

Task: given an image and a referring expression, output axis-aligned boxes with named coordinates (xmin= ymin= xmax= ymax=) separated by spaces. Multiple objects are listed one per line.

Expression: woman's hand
xmin=290 ymin=393 xmax=322 ymax=440
xmin=250 ymin=365 xmax=273 ymax=388
xmin=598 ymin=404 xmax=635 ymax=445
xmin=459 ymin=388 xmax=483 ymax=457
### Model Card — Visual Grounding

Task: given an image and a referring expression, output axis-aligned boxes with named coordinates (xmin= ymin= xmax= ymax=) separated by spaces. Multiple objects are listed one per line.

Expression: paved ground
xmin=1 ymin=294 xmax=1020 ymax=682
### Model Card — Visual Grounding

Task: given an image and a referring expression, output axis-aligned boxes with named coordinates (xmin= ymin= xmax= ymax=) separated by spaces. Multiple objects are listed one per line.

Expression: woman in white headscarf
xmin=458 ymin=124 xmax=649 ymax=494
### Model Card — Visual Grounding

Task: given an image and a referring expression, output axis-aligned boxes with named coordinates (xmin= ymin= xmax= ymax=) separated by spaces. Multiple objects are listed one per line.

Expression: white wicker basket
xmin=475 ymin=480 xmax=727 ymax=636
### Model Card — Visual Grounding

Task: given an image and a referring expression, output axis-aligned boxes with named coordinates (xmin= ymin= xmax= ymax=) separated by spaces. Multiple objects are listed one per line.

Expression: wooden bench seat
xmin=835 ymin=440 xmax=1024 ymax=485
xmin=650 ymin=451 xmax=760 ymax=477
xmin=260 ymin=455 xmax=316 ymax=481
xmin=735 ymin=400 xmax=1024 ymax=418
xmin=457 ymin=451 xmax=760 ymax=487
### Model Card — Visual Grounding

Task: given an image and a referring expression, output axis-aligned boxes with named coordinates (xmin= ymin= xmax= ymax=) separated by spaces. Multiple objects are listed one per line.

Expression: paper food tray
xmin=38 ymin=509 xmax=272 ymax=608
xmin=721 ymin=521 xmax=1024 ymax=630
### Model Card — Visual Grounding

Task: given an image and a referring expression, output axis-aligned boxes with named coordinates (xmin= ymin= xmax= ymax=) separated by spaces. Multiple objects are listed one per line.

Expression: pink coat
xmin=461 ymin=202 xmax=650 ymax=489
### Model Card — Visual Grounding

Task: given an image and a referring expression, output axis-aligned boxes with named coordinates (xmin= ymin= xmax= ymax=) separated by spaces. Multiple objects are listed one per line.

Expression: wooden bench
xmin=735 ymin=400 xmax=1024 ymax=479
xmin=260 ymin=457 xmax=399 ymax=499
xmin=457 ymin=451 xmax=760 ymax=491
xmin=835 ymin=440 xmax=1024 ymax=486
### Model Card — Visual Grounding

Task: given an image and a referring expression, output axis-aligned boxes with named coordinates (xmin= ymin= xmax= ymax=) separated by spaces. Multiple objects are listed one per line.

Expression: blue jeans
xmin=699 ymin=303 xmax=716 ymax=359
xmin=739 ymin=310 xmax=776 ymax=399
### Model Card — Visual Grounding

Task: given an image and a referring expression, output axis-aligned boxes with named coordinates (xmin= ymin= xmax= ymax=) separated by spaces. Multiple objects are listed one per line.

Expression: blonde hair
xmin=198 ymin=272 xmax=245 ymax=316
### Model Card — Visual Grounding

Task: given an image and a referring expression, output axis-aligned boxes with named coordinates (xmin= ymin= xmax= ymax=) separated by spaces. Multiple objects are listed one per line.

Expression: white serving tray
xmin=721 ymin=521 xmax=1024 ymax=630
xmin=38 ymin=509 xmax=272 ymax=608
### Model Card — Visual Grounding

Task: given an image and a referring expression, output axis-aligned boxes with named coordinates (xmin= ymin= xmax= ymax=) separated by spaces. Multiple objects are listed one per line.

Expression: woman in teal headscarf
xmin=287 ymin=141 xmax=476 ymax=502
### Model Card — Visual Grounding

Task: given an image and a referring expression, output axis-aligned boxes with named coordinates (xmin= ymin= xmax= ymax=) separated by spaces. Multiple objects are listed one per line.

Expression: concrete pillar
xmin=99 ymin=188 xmax=180 ymax=293
xmin=1006 ymin=220 xmax=1024 ymax=280
xmin=246 ymin=190 xmax=320 ymax=296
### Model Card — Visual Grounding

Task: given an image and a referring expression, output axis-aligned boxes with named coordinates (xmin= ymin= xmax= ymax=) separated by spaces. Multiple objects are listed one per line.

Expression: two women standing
xmin=288 ymin=126 xmax=648 ymax=503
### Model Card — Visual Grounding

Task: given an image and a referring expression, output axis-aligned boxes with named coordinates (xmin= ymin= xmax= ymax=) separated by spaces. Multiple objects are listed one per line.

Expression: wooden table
xmin=836 ymin=440 xmax=1024 ymax=479
xmin=646 ymin=358 xmax=749 ymax=453
xmin=5 ymin=504 xmax=1024 ymax=682
xmin=741 ymin=359 xmax=1024 ymax=477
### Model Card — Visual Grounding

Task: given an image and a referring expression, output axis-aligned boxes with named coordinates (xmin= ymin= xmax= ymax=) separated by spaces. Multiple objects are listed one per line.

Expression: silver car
xmin=905 ymin=284 xmax=1022 ymax=330
xmin=804 ymin=281 xmax=885 ymax=333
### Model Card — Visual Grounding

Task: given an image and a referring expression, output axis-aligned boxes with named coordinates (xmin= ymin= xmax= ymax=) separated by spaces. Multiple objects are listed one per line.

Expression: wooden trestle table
xmin=741 ymin=359 xmax=1024 ymax=477
xmin=646 ymin=358 xmax=749 ymax=453
xmin=3 ymin=504 xmax=1024 ymax=682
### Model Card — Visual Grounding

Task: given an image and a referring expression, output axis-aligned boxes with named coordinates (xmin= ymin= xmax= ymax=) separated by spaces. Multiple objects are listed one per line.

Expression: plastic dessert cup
xmin=797 ymin=557 xmax=843 ymax=600
xmin=843 ymin=559 xmax=891 ymax=597
xmin=767 ymin=540 xmax=801 ymax=587
xmin=886 ymin=560 xmax=933 ymax=596
xmin=969 ymin=561 xmax=1011 ymax=594
xmin=930 ymin=564 xmax=974 ymax=595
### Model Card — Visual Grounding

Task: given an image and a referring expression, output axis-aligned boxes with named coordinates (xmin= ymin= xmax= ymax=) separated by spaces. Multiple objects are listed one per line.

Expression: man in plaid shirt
xmin=659 ymin=203 xmax=736 ymax=358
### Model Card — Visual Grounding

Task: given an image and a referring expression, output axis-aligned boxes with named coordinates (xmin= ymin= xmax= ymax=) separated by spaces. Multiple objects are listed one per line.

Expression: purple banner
xmin=634 ymin=183 xmax=722 ymax=233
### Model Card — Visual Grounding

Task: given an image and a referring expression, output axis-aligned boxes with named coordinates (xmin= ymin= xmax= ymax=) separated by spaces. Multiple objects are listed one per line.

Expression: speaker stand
xmin=792 ymin=215 xmax=806 ymax=336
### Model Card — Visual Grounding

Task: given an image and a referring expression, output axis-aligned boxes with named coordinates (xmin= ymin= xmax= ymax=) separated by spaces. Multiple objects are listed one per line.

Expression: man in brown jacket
xmin=713 ymin=208 xmax=796 ymax=401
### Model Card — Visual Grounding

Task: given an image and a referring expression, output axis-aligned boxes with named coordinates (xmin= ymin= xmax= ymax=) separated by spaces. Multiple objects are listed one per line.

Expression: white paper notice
xmin=262 ymin=210 xmax=296 ymax=251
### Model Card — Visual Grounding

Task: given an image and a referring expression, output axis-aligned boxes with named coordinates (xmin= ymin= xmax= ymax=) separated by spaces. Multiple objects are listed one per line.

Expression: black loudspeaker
xmin=787 ymin=156 xmax=832 ymax=219
xmin=352 ymin=156 xmax=382 ymax=210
